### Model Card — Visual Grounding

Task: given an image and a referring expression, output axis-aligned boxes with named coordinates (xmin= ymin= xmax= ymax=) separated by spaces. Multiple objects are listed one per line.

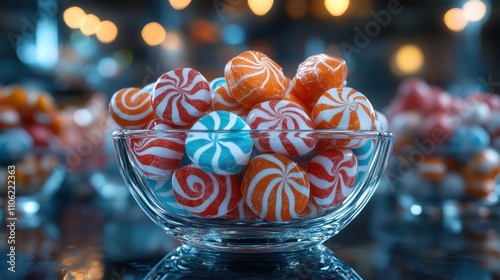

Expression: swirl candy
xmin=172 ymin=164 xmax=241 ymax=218
xmin=109 ymin=87 xmax=155 ymax=129
xmin=307 ymin=148 xmax=358 ymax=209
xmin=352 ymin=140 xmax=374 ymax=184
xmin=150 ymin=178 xmax=189 ymax=216
xmin=186 ymin=111 xmax=253 ymax=175
xmin=312 ymin=87 xmax=376 ymax=148
xmin=240 ymin=153 xmax=309 ymax=221
xmin=297 ymin=200 xmax=324 ymax=219
xmin=246 ymin=100 xmax=317 ymax=156
xmin=223 ymin=199 xmax=260 ymax=221
xmin=153 ymin=68 xmax=211 ymax=126
xmin=211 ymin=83 xmax=251 ymax=117
xmin=292 ymin=54 xmax=348 ymax=109
xmin=224 ymin=51 xmax=286 ymax=108
xmin=209 ymin=77 xmax=226 ymax=93
xmin=131 ymin=119 xmax=185 ymax=180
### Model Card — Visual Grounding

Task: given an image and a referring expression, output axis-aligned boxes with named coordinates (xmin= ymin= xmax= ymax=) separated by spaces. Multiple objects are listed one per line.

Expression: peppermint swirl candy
xmin=186 ymin=111 xmax=252 ymax=175
xmin=307 ymin=148 xmax=358 ymax=209
xmin=241 ymin=153 xmax=309 ymax=222
xmin=172 ymin=164 xmax=241 ymax=218
xmin=246 ymin=100 xmax=317 ymax=156
xmin=149 ymin=178 xmax=189 ymax=216
xmin=153 ymin=68 xmax=211 ymax=126
xmin=109 ymin=87 xmax=155 ymax=129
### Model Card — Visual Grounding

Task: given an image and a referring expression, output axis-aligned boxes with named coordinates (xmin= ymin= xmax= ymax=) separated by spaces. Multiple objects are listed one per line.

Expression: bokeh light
xmin=222 ymin=24 xmax=246 ymax=45
xmin=285 ymin=0 xmax=307 ymax=19
xmin=392 ymin=44 xmax=424 ymax=75
xmin=444 ymin=8 xmax=468 ymax=32
xmin=463 ymin=0 xmax=487 ymax=22
xmin=324 ymin=0 xmax=350 ymax=17
xmin=248 ymin=0 xmax=274 ymax=16
xmin=162 ymin=32 xmax=182 ymax=51
xmin=63 ymin=7 xmax=85 ymax=29
xmin=96 ymin=21 xmax=118 ymax=44
xmin=141 ymin=22 xmax=166 ymax=46
xmin=79 ymin=14 xmax=101 ymax=36
xmin=169 ymin=0 xmax=192 ymax=10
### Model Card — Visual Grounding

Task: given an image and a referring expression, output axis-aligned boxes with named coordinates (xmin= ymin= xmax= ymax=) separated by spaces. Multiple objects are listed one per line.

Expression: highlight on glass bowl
xmin=386 ymin=78 xmax=500 ymax=216
xmin=111 ymin=51 xmax=393 ymax=252
xmin=0 ymin=85 xmax=67 ymax=222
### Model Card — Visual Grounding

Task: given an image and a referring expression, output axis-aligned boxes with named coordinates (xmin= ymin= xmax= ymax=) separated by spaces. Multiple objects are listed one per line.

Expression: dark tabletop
xmin=1 ymin=171 xmax=499 ymax=280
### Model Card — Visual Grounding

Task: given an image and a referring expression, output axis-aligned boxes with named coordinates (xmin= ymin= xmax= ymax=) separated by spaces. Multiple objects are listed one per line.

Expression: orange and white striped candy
xmin=240 ymin=153 xmax=309 ymax=221
xmin=211 ymin=83 xmax=250 ymax=117
xmin=222 ymin=199 xmax=260 ymax=221
xmin=224 ymin=51 xmax=286 ymax=108
xmin=292 ymin=54 xmax=348 ymax=109
xmin=109 ymin=87 xmax=155 ymax=129
xmin=312 ymin=87 xmax=375 ymax=148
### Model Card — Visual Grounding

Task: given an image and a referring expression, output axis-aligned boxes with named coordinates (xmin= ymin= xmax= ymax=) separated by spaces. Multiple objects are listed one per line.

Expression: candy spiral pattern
xmin=211 ymin=83 xmax=250 ymax=117
xmin=209 ymin=77 xmax=227 ymax=93
xmin=312 ymin=87 xmax=375 ymax=148
xmin=150 ymin=178 xmax=189 ymax=216
xmin=352 ymin=140 xmax=374 ymax=184
xmin=307 ymin=148 xmax=358 ymax=209
xmin=246 ymin=100 xmax=317 ymax=156
xmin=172 ymin=164 xmax=241 ymax=218
xmin=109 ymin=87 xmax=155 ymax=129
xmin=153 ymin=68 xmax=211 ymax=126
xmin=223 ymin=199 xmax=260 ymax=221
xmin=186 ymin=111 xmax=252 ymax=175
xmin=224 ymin=51 xmax=286 ymax=108
xmin=241 ymin=153 xmax=309 ymax=221
xmin=292 ymin=54 xmax=348 ymax=109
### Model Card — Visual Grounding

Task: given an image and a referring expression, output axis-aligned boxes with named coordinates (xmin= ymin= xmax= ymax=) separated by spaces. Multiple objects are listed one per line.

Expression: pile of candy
xmin=0 ymin=85 xmax=64 ymax=194
xmin=110 ymin=51 xmax=385 ymax=222
xmin=386 ymin=78 xmax=500 ymax=201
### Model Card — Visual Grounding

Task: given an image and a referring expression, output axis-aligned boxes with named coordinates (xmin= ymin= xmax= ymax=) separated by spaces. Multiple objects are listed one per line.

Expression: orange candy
xmin=211 ymin=83 xmax=251 ymax=117
xmin=109 ymin=87 xmax=155 ymax=129
xmin=292 ymin=54 xmax=348 ymax=109
xmin=224 ymin=51 xmax=286 ymax=108
xmin=0 ymin=85 xmax=35 ymax=121
xmin=417 ymin=156 xmax=447 ymax=183
xmin=31 ymin=92 xmax=57 ymax=126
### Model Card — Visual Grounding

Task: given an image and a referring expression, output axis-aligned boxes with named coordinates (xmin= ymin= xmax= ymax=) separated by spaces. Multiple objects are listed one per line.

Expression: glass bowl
xmin=113 ymin=129 xmax=393 ymax=253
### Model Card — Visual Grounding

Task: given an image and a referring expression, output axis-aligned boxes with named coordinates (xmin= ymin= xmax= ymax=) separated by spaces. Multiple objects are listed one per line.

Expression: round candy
xmin=186 ymin=111 xmax=252 ymax=175
xmin=246 ymin=100 xmax=317 ymax=156
xmin=224 ymin=50 xmax=286 ymax=108
xmin=461 ymin=101 xmax=491 ymax=125
xmin=146 ymin=118 xmax=175 ymax=130
xmin=109 ymin=87 xmax=155 ymax=129
xmin=465 ymin=149 xmax=500 ymax=180
xmin=1 ymin=85 xmax=36 ymax=121
xmin=421 ymin=112 xmax=457 ymax=144
xmin=172 ymin=164 xmax=241 ymax=218
xmin=153 ymin=68 xmax=211 ymax=126
xmin=25 ymin=123 xmax=57 ymax=148
xmin=448 ymin=125 xmax=490 ymax=160
xmin=416 ymin=156 xmax=447 ymax=183
xmin=149 ymin=178 xmax=189 ymax=216
xmin=292 ymin=54 xmax=348 ymax=109
xmin=211 ymin=83 xmax=250 ymax=117
xmin=438 ymin=172 xmax=465 ymax=200
xmin=0 ymin=128 xmax=33 ymax=165
xmin=131 ymin=120 xmax=185 ymax=180
xmin=241 ymin=153 xmax=309 ymax=221
xmin=209 ymin=77 xmax=226 ymax=93
xmin=374 ymin=110 xmax=389 ymax=131
xmin=0 ymin=105 xmax=20 ymax=128
xmin=311 ymin=87 xmax=376 ymax=148
xmin=31 ymin=92 xmax=57 ymax=126
xmin=352 ymin=140 xmax=374 ymax=184
xmin=307 ymin=148 xmax=358 ymax=209
xmin=401 ymin=172 xmax=434 ymax=200
xmin=297 ymin=199 xmax=324 ymax=219
xmin=223 ymin=199 xmax=260 ymax=221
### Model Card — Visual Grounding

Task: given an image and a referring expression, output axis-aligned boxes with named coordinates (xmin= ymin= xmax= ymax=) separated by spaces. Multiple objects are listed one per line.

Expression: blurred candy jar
xmin=385 ymin=78 xmax=500 ymax=217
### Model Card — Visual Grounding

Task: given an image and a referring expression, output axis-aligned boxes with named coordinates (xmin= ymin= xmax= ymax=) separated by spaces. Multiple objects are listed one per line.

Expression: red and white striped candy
xmin=240 ymin=153 xmax=309 ymax=221
xmin=172 ymin=164 xmax=241 ymax=218
xmin=311 ymin=87 xmax=376 ymax=148
xmin=109 ymin=87 xmax=155 ymax=129
xmin=211 ymin=83 xmax=250 ymax=117
xmin=246 ymin=100 xmax=317 ymax=156
xmin=307 ymin=148 xmax=358 ymax=209
xmin=223 ymin=199 xmax=260 ymax=221
xmin=130 ymin=119 xmax=185 ymax=180
xmin=153 ymin=68 xmax=211 ymax=126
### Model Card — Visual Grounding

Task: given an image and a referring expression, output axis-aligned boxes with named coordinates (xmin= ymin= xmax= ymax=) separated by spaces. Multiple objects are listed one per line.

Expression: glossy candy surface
xmin=109 ymin=87 xmax=155 ymax=129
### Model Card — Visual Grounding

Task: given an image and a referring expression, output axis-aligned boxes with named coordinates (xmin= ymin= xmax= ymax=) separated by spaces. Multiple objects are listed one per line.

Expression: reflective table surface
xmin=1 ymin=175 xmax=500 ymax=280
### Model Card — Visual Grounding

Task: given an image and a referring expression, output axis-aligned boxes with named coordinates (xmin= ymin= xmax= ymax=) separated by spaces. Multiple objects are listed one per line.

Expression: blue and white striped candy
xmin=352 ymin=140 xmax=375 ymax=184
xmin=209 ymin=77 xmax=226 ymax=93
xmin=149 ymin=178 xmax=189 ymax=216
xmin=0 ymin=128 xmax=33 ymax=165
xmin=448 ymin=125 xmax=490 ymax=160
xmin=186 ymin=111 xmax=253 ymax=175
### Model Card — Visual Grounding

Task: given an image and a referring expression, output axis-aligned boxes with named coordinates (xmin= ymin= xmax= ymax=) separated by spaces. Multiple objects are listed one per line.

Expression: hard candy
xmin=352 ymin=140 xmax=375 ymax=184
xmin=209 ymin=77 xmax=226 ymax=93
xmin=222 ymin=199 xmax=260 ymax=221
xmin=172 ymin=164 xmax=241 ymax=218
xmin=246 ymin=100 xmax=317 ymax=156
xmin=416 ymin=156 xmax=446 ymax=183
xmin=465 ymin=149 xmax=500 ymax=180
xmin=307 ymin=148 xmax=357 ymax=209
xmin=297 ymin=199 xmax=324 ymax=219
xmin=0 ymin=128 xmax=33 ymax=165
xmin=448 ymin=125 xmax=490 ymax=160
xmin=312 ymin=87 xmax=375 ymax=148
xmin=186 ymin=111 xmax=252 ymax=175
xmin=109 ymin=87 xmax=155 ymax=129
xmin=149 ymin=178 xmax=190 ymax=216
xmin=31 ymin=92 xmax=57 ymax=126
xmin=153 ymin=68 xmax=211 ymax=126
xmin=224 ymin=51 xmax=286 ymax=108
xmin=241 ymin=153 xmax=309 ymax=221
xmin=0 ymin=105 xmax=20 ymax=128
xmin=292 ymin=54 xmax=348 ymax=109
xmin=211 ymin=83 xmax=250 ymax=117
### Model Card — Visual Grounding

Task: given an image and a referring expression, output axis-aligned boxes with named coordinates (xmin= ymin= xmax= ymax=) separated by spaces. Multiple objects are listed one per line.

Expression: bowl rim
xmin=113 ymin=129 xmax=393 ymax=139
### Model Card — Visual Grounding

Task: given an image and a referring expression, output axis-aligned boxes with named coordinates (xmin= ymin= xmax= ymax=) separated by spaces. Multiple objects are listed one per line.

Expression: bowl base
xmin=145 ymin=244 xmax=361 ymax=279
